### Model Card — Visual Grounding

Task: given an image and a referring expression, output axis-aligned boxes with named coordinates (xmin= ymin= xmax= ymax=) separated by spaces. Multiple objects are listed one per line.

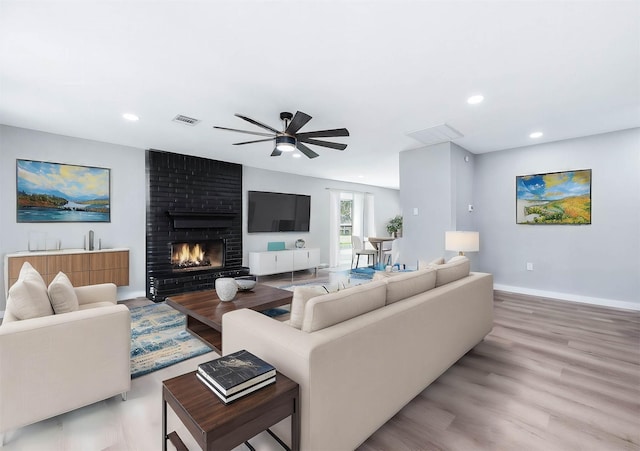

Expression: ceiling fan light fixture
xmin=276 ymin=135 xmax=296 ymax=152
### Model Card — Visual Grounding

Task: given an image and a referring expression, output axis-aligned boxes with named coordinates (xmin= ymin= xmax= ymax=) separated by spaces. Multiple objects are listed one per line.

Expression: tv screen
xmin=248 ymin=191 xmax=310 ymax=233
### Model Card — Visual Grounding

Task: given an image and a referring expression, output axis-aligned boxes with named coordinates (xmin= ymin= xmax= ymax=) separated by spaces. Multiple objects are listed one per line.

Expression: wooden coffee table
xmin=166 ymin=284 xmax=293 ymax=354
xmin=163 ymin=370 xmax=300 ymax=451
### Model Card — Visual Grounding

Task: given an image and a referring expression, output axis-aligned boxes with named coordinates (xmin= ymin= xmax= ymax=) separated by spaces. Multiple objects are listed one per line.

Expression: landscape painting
xmin=17 ymin=159 xmax=110 ymax=223
xmin=516 ymin=169 xmax=591 ymax=225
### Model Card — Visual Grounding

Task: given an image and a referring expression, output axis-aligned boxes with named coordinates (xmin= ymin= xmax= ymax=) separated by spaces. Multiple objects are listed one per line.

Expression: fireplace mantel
xmin=167 ymin=211 xmax=235 ymax=229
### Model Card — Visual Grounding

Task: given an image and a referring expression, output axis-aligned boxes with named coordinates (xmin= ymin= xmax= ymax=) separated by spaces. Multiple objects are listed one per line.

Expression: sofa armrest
xmin=74 ymin=283 xmax=117 ymax=305
xmin=0 ymin=304 xmax=131 ymax=432
xmin=223 ymin=309 xmax=317 ymax=373
xmin=223 ymin=309 xmax=322 ymax=449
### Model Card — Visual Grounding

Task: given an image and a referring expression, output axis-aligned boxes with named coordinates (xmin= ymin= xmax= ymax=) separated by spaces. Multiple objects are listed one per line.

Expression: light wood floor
xmin=359 ymin=290 xmax=640 ymax=451
xmin=2 ymin=274 xmax=639 ymax=450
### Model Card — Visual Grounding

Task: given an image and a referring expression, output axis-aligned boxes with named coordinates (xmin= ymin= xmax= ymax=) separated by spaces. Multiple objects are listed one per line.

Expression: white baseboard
xmin=493 ymin=284 xmax=640 ymax=311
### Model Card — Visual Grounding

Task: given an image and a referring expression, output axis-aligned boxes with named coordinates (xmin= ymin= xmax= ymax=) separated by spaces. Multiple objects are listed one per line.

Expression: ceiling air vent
xmin=407 ymin=123 xmax=463 ymax=146
xmin=172 ymin=114 xmax=201 ymax=126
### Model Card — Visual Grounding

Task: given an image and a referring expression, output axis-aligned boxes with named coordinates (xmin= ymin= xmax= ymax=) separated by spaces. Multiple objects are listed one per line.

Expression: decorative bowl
xmin=235 ymin=276 xmax=257 ymax=291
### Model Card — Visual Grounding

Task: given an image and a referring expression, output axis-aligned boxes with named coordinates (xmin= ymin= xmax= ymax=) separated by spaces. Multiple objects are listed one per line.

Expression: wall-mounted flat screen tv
xmin=248 ymin=191 xmax=310 ymax=233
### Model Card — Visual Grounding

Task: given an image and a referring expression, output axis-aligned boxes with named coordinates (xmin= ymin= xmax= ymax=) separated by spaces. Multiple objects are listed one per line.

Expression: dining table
xmin=367 ymin=236 xmax=395 ymax=269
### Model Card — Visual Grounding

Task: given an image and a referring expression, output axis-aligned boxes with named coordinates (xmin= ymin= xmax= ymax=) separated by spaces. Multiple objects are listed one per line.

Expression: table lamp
xmin=445 ymin=231 xmax=479 ymax=256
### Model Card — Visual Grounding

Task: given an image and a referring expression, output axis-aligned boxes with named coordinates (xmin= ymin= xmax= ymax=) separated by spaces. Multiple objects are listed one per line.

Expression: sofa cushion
xmin=290 ymin=285 xmax=330 ymax=329
xmin=385 ymin=269 xmax=437 ymax=304
xmin=48 ymin=272 xmax=80 ymax=314
xmin=7 ymin=262 xmax=54 ymax=320
xmin=435 ymin=256 xmax=470 ymax=286
xmin=301 ymin=281 xmax=387 ymax=333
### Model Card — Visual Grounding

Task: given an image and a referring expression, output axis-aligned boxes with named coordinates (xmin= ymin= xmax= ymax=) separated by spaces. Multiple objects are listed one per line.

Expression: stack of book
xmin=196 ymin=349 xmax=276 ymax=404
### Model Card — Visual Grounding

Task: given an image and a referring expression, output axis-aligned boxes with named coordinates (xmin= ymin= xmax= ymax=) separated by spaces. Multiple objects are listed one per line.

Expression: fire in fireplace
xmin=171 ymin=240 xmax=224 ymax=272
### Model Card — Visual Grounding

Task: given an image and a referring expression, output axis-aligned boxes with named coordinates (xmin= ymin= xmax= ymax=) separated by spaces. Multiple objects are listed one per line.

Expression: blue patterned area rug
xmin=129 ymin=302 xmax=212 ymax=378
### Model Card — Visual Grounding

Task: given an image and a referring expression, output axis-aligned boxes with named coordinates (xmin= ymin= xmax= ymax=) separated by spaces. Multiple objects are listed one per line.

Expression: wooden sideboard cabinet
xmin=5 ymin=248 xmax=129 ymax=290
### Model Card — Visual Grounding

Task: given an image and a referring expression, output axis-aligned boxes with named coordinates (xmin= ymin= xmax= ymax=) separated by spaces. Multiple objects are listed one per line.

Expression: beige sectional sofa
xmin=223 ymin=257 xmax=494 ymax=450
xmin=0 ymin=263 xmax=131 ymax=444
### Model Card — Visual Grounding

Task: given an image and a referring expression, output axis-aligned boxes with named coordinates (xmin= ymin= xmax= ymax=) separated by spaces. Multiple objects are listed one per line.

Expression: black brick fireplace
xmin=145 ymin=149 xmax=248 ymax=301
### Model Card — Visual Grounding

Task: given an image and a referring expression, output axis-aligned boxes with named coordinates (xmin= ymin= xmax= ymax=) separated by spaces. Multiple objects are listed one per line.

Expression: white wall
xmin=243 ymin=166 xmax=400 ymax=266
xmin=399 ymin=142 xmax=477 ymax=268
xmin=0 ymin=125 xmax=147 ymax=309
xmin=475 ymin=128 xmax=640 ymax=308
xmin=0 ymin=125 xmax=400 ymax=310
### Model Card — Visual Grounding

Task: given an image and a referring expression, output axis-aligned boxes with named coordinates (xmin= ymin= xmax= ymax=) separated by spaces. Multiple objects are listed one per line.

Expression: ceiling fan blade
xmin=296 ymin=142 xmax=319 ymax=159
xmin=298 ymin=137 xmax=347 ymax=150
xmin=235 ymin=114 xmax=280 ymax=134
xmin=270 ymin=148 xmax=282 ymax=157
xmin=233 ymin=138 xmax=275 ymax=145
xmin=296 ymin=128 xmax=350 ymax=139
xmin=213 ymin=126 xmax=274 ymax=137
xmin=285 ymin=111 xmax=312 ymax=135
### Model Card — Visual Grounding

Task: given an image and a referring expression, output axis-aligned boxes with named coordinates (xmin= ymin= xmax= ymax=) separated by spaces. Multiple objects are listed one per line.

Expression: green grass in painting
xmin=524 ymin=195 xmax=591 ymax=224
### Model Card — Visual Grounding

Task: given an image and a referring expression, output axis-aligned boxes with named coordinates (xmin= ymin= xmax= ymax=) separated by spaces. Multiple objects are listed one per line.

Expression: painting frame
xmin=516 ymin=169 xmax=591 ymax=225
xmin=17 ymin=159 xmax=111 ymax=223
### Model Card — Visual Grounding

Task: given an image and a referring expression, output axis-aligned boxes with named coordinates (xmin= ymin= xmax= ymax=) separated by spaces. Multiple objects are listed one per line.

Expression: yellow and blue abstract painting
xmin=516 ymin=169 xmax=591 ymax=225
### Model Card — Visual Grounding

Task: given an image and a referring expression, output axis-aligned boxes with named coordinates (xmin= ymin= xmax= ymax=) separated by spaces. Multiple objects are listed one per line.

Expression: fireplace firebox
xmin=171 ymin=240 xmax=224 ymax=272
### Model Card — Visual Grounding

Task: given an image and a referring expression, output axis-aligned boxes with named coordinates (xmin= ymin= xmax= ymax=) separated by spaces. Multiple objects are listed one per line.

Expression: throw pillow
xmin=435 ymin=256 xmax=470 ymax=287
xmin=19 ymin=261 xmax=48 ymax=289
xmin=48 ymin=271 xmax=80 ymax=314
xmin=301 ymin=281 xmax=387 ymax=333
xmin=7 ymin=262 xmax=54 ymax=320
xmin=290 ymin=286 xmax=330 ymax=329
xmin=447 ymin=255 xmax=468 ymax=264
xmin=385 ymin=268 xmax=436 ymax=304
xmin=418 ymin=257 xmax=445 ymax=270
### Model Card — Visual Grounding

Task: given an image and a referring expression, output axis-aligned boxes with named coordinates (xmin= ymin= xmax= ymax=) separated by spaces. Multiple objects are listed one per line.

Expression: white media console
xmin=249 ymin=248 xmax=320 ymax=279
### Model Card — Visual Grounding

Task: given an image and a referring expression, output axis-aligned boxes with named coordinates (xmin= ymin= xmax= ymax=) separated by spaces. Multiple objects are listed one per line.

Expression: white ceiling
xmin=1 ymin=1 xmax=638 ymax=189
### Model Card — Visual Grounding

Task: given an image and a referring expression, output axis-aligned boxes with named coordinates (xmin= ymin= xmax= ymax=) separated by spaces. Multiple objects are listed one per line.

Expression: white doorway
xmin=328 ymin=190 xmax=375 ymax=268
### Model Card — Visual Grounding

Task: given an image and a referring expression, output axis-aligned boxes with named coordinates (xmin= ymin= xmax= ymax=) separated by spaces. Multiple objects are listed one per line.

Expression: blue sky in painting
xmin=17 ymin=160 xmax=109 ymax=202
xmin=517 ymin=170 xmax=591 ymax=201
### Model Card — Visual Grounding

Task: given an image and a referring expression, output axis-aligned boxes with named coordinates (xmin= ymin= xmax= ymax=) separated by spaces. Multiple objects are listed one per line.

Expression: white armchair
xmin=0 ymin=281 xmax=131 ymax=445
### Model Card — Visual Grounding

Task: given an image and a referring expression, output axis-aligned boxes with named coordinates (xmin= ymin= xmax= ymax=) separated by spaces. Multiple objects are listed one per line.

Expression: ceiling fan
xmin=213 ymin=111 xmax=349 ymax=159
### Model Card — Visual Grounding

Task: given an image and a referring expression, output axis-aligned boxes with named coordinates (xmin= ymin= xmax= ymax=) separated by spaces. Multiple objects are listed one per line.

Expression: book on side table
xmin=197 ymin=349 xmax=276 ymax=404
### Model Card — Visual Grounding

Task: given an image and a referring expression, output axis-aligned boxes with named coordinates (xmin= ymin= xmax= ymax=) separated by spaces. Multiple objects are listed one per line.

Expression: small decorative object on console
xmin=215 ymin=277 xmax=238 ymax=301
xmin=295 ymin=239 xmax=305 ymax=248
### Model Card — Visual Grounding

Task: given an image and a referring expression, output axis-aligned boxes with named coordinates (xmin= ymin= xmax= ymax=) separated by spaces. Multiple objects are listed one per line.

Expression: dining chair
xmin=351 ymin=235 xmax=377 ymax=269
xmin=382 ymin=238 xmax=401 ymax=266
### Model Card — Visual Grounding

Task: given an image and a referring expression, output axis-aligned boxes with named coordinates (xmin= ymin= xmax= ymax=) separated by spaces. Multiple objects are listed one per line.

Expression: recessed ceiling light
xmin=529 ymin=131 xmax=543 ymax=139
xmin=122 ymin=113 xmax=139 ymax=121
xmin=467 ymin=95 xmax=484 ymax=105
xmin=292 ymin=153 xmax=302 ymax=158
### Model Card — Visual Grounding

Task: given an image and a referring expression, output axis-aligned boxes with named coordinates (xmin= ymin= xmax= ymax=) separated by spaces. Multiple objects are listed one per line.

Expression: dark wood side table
xmin=162 ymin=370 xmax=300 ymax=451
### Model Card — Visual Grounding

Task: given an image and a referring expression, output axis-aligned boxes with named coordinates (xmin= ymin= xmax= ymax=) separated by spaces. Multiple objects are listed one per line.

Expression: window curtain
xmin=352 ymin=192 xmax=364 ymax=240
xmin=329 ymin=190 xmax=340 ymax=267
xmin=364 ymin=193 xmax=375 ymax=238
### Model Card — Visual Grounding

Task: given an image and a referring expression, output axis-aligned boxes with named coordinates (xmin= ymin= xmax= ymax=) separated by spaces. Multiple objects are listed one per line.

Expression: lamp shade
xmin=445 ymin=231 xmax=479 ymax=255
